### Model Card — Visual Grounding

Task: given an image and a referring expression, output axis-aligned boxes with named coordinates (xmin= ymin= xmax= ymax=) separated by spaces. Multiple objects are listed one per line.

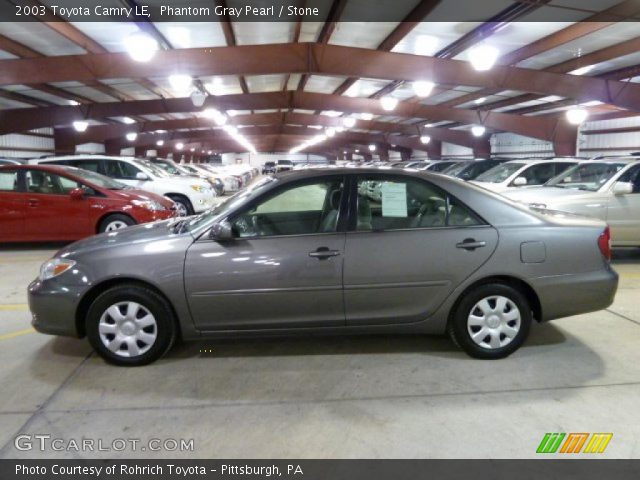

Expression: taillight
xmin=598 ymin=226 xmax=612 ymax=261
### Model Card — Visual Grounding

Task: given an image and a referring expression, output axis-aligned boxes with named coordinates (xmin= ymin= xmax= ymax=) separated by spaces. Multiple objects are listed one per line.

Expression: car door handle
xmin=309 ymin=247 xmax=341 ymax=259
xmin=456 ymin=239 xmax=486 ymax=251
xmin=27 ymin=199 xmax=39 ymax=208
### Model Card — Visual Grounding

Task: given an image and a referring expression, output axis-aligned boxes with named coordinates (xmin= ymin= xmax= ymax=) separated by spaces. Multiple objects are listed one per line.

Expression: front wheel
xmin=447 ymin=283 xmax=532 ymax=359
xmin=85 ymin=284 xmax=177 ymax=366
xmin=166 ymin=195 xmax=194 ymax=216
xmin=98 ymin=214 xmax=136 ymax=233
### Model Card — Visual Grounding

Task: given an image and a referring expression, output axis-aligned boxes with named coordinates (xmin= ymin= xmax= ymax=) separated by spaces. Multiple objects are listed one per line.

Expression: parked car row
xmin=1 ymin=155 xmax=263 ymax=243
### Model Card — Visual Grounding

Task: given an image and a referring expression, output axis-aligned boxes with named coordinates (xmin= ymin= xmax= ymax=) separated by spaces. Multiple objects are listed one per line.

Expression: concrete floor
xmin=0 ymin=243 xmax=639 ymax=459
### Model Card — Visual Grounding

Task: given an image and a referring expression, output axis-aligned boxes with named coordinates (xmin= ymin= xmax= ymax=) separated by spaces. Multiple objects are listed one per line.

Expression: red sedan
xmin=0 ymin=164 xmax=177 ymax=242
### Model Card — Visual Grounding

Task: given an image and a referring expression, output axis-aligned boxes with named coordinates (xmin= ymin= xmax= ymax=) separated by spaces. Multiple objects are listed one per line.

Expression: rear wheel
xmin=85 ymin=284 xmax=177 ymax=366
xmin=98 ymin=214 xmax=136 ymax=233
xmin=166 ymin=195 xmax=193 ymax=216
xmin=448 ymin=283 xmax=532 ymax=359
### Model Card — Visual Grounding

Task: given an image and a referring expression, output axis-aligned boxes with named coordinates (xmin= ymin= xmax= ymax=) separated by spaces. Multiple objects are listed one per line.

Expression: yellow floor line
xmin=0 ymin=304 xmax=28 ymax=311
xmin=0 ymin=328 xmax=35 ymax=340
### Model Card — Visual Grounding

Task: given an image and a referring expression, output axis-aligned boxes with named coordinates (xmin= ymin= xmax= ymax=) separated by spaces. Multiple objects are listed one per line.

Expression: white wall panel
xmin=0 ymin=133 xmax=54 ymax=158
xmin=491 ymin=133 xmax=553 ymax=158
xmin=442 ymin=143 xmax=473 ymax=158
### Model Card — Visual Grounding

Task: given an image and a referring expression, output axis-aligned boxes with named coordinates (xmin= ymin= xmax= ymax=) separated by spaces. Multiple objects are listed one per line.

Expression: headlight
xmin=132 ymin=200 xmax=166 ymax=211
xmin=39 ymin=258 xmax=76 ymax=281
xmin=190 ymin=184 xmax=210 ymax=193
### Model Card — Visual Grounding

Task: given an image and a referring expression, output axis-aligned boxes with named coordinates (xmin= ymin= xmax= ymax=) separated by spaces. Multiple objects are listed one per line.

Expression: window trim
xmin=219 ymin=174 xmax=350 ymax=240
xmin=347 ymin=173 xmax=488 ymax=233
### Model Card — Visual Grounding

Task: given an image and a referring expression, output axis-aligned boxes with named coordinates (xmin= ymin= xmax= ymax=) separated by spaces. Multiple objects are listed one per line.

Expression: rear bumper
xmin=531 ymin=267 xmax=619 ymax=322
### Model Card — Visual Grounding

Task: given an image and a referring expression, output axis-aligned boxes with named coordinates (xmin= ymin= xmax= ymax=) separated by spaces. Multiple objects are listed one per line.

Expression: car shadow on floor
xmin=166 ymin=320 xmax=567 ymax=360
xmin=0 ymin=242 xmax=71 ymax=252
xmin=612 ymin=247 xmax=640 ymax=264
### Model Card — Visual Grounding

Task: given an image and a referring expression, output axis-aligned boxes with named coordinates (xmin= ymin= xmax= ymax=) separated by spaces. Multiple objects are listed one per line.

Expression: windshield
xmin=546 ymin=162 xmax=626 ymax=191
xmin=443 ymin=162 xmax=468 ymax=176
xmin=178 ymin=176 xmax=277 ymax=233
xmin=132 ymin=159 xmax=171 ymax=178
xmin=475 ymin=163 xmax=524 ymax=183
xmin=63 ymin=167 xmax=127 ymax=190
xmin=153 ymin=160 xmax=183 ymax=175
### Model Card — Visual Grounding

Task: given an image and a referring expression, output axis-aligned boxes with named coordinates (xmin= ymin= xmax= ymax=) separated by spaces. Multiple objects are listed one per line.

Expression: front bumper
xmin=190 ymin=191 xmax=217 ymax=213
xmin=531 ymin=267 xmax=619 ymax=322
xmin=28 ymin=278 xmax=87 ymax=338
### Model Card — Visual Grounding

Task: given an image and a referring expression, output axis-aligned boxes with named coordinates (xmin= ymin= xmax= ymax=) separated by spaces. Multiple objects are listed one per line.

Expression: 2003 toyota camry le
xmin=28 ymin=168 xmax=618 ymax=366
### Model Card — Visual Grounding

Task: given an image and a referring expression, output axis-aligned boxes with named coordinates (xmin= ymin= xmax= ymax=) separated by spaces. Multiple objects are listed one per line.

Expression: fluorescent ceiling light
xmin=69 ymin=100 xmax=80 ymax=106
xmin=380 ymin=96 xmax=398 ymax=111
xmin=126 ymin=132 xmax=138 ymax=141
xmin=72 ymin=121 xmax=88 ymax=132
xmin=343 ymin=117 xmax=356 ymax=128
xmin=469 ymin=45 xmax=499 ymax=71
xmin=474 ymin=97 xmax=487 ymax=105
xmin=202 ymin=108 xmax=227 ymax=126
xmin=121 ymin=117 xmax=135 ymax=124
xmin=156 ymin=140 xmax=164 ymax=146
xmin=369 ymin=144 xmax=376 ymax=152
xmin=190 ymin=148 xmax=195 ymax=152
xmin=124 ymin=32 xmax=158 ymax=63
xmin=361 ymin=113 xmax=374 ymax=121
xmin=471 ymin=125 xmax=486 ymax=137
xmin=323 ymin=111 xmax=343 ymax=117
xmin=168 ymin=74 xmax=193 ymax=94
xmin=420 ymin=135 xmax=431 ymax=144
xmin=207 ymin=150 xmax=212 ymax=154
xmin=570 ymin=65 xmax=594 ymax=76
xmin=176 ymin=142 xmax=184 ymax=150
xmin=414 ymin=35 xmax=439 ymax=56
xmin=207 ymin=78 xmax=225 ymax=96
xmin=566 ymin=107 xmax=589 ymax=125
xmin=326 ymin=127 xmax=336 ymax=137
xmin=413 ymin=81 xmax=435 ymax=98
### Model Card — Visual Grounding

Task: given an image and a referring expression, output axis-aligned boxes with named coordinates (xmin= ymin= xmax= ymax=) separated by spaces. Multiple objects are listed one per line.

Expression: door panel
xmin=344 ymin=227 xmax=498 ymax=325
xmin=185 ymin=235 xmax=345 ymax=330
xmin=606 ymin=165 xmax=640 ymax=245
xmin=0 ymin=170 xmax=25 ymax=240
xmin=345 ymin=174 xmax=497 ymax=326
xmin=23 ymin=170 xmax=93 ymax=239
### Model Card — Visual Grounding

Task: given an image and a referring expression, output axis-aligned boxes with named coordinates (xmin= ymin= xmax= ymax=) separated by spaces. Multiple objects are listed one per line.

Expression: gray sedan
xmin=28 ymin=168 xmax=618 ymax=366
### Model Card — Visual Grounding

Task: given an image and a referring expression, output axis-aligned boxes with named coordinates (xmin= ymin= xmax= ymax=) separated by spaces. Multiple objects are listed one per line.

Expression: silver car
xmin=505 ymin=159 xmax=640 ymax=246
xmin=28 ymin=168 xmax=618 ymax=366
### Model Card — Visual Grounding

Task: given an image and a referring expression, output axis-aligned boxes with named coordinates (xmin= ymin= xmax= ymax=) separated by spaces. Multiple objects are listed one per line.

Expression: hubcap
xmin=98 ymin=301 xmax=157 ymax=358
xmin=105 ymin=220 xmax=128 ymax=232
xmin=467 ymin=295 xmax=521 ymax=350
xmin=174 ymin=202 xmax=188 ymax=216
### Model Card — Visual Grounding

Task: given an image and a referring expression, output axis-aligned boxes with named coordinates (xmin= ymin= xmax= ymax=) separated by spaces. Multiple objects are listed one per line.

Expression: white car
xmin=471 ymin=159 xmax=579 ymax=193
xmin=31 ymin=156 xmax=216 ymax=216
xmin=504 ymin=158 xmax=640 ymax=246
xmin=197 ymin=165 xmax=242 ymax=192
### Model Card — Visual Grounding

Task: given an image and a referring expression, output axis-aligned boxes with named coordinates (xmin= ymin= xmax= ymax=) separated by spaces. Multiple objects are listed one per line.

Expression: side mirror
xmin=136 ymin=172 xmax=149 ymax=181
xmin=209 ymin=220 xmax=234 ymax=241
xmin=613 ymin=181 xmax=634 ymax=195
xmin=513 ymin=176 xmax=528 ymax=186
xmin=69 ymin=187 xmax=85 ymax=200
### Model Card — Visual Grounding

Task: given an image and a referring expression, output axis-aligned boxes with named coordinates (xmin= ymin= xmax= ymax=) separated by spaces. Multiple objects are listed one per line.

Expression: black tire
xmin=447 ymin=283 xmax=532 ymax=359
xmin=166 ymin=194 xmax=194 ymax=216
xmin=85 ymin=284 xmax=177 ymax=366
xmin=98 ymin=214 xmax=136 ymax=233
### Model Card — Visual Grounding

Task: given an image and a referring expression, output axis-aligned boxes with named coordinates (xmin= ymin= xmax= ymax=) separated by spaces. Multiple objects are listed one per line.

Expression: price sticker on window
xmin=381 ymin=182 xmax=407 ymax=217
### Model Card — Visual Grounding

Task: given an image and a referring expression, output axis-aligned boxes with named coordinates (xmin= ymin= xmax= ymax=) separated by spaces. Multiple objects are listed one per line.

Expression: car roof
xmin=585 ymin=157 xmax=640 ymax=163
xmin=36 ymin=155 xmax=137 ymax=162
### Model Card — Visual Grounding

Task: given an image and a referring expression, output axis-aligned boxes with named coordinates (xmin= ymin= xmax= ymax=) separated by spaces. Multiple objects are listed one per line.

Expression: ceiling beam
xmin=439 ymin=0 xmax=640 ymax=108
xmin=2 ymin=42 xmax=640 ymax=114
xmin=0 ymin=90 xmax=570 ymax=141
xmin=333 ymin=0 xmax=444 ymax=96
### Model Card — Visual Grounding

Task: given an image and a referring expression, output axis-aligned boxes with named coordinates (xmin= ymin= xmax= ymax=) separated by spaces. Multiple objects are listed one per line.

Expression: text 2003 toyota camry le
xmin=28 ymin=168 xmax=618 ymax=366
